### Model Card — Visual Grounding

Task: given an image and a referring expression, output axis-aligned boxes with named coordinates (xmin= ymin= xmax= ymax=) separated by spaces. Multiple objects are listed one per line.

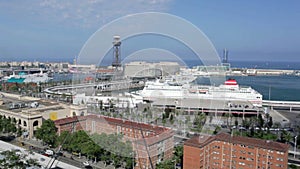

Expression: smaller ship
xmin=3 ymin=70 xmax=52 ymax=83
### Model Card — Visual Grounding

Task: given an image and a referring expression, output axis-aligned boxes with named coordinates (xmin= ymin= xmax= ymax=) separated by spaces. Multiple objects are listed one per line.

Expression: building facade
xmin=124 ymin=61 xmax=180 ymax=78
xmin=183 ymin=133 xmax=289 ymax=169
xmin=54 ymin=115 xmax=174 ymax=169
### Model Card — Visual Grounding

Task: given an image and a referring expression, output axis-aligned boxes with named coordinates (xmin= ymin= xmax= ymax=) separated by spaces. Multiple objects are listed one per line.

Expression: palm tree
xmin=284 ymin=132 xmax=293 ymax=144
xmin=193 ymin=113 xmax=206 ymax=132
xmin=225 ymin=113 xmax=233 ymax=127
xmin=273 ymin=122 xmax=282 ymax=135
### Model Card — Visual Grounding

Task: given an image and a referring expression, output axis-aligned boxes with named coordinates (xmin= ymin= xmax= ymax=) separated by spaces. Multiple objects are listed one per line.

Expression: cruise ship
xmin=139 ymin=79 xmax=263 ymax=107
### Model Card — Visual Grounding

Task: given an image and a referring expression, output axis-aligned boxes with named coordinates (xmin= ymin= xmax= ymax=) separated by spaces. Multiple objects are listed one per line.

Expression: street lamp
xmin=294 ymin=135 xmax=298 ymax=159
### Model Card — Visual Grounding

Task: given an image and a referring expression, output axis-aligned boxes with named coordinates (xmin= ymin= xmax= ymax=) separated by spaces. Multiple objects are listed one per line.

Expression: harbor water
xmin=53 ymin=61 xmax=300 ymax=101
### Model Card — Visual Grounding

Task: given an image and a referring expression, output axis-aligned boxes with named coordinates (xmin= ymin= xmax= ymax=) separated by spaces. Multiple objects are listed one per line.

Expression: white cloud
xmin=0 ymin=0 xmax=173 ymax=29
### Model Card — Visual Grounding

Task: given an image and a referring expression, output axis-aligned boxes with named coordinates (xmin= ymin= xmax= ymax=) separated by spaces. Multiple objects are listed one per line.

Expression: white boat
xmin=139 ymin=79 xmax=263 ymax=107
xmin=3 ymin=70 xmax=52 ymax=83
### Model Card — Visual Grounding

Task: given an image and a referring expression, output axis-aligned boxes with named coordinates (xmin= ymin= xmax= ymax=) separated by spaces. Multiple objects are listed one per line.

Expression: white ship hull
xmin=4 ymin=71 xmax=52 ymax=83
xmin=140 ymin=79 xmax=263 ymax=107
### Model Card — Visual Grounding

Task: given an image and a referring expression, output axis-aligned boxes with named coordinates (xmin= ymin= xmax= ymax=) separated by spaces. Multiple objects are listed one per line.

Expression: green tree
xmin=213 ymin=125 xmax=221 ymax=135
xmin=81 ymin=141 xmax=101 ymax=161
xmin=173 ymin=145 xmax=183 ymax=167
xmin=35 ymin=119 xmax=57 ymax=146
xmin=68 ymin=130 xmax=91 ymax=153
xmin=156 ymin=160 xmax=174 ymax=169
xmin=0 ymin=116 xmax=17 ymax=135
xmin=0 ymin=150 xmax=40 ymax=169
xmin=242 ymin=119 xmax=251 ymax=129
xmin=289 ymin=164 xmax=298 ymax=169
xmin=57 ymin=131 xmax=72 ymax=150
xmin=224 ymin=113 xmax=232 ymax=127
xmin=267 ymin=116 xmax=273 ymax=128
xmin=169 ymin=114 xmax=174 ymax=125
xmin=162 ymin=119 xmax=166 ymax=126
xmin=193 ymin=113 xmax=206 ymax=132
xmin=164 ymin=106 xmax=171 ymax=118
xmin=249 ymin=127 xmax=255 ymax=137
xmin=258 ymin=114 xmax=264 ymax=127
xmin=282 ymin=131 xmax=292 ymax=144
xmin=234 ymin=118 xmax=239 ymax=127
xmin=99 ymin=100 xmax=103 ymax=110
xmin=88 ymin=133 xmax=133 ymax=167
xmin=162 ymin=113 xmax=166 ymax=120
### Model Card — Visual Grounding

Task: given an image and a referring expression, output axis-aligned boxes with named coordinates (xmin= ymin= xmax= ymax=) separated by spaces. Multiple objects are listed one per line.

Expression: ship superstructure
xmin=140 ymin=79 xmax=262 ymax=107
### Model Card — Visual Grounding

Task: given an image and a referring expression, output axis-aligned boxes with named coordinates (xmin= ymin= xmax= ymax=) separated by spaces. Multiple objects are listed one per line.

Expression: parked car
xmin=83 ymin=161 xmax=90 ymax=166
xmin=45 ymin=150 xmax=54 ymax=156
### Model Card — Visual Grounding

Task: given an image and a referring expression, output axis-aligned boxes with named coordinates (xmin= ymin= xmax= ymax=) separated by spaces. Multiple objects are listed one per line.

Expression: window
xmin=247 ymin=157 xmax=254 ymax=161
xmin=213 ymin=145 xmax=220 ymax=149
xmin=117 ymin=126 xmax=121 ymax=133
xmin=238 ymin=162 xmax=245 ymax=165
xmin=277 ymin=158 xmax=283 ymax=161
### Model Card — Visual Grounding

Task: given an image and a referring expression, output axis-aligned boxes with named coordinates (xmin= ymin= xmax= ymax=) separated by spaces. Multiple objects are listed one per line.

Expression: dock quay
xmin=244 ymin=68 xmax=295 ymax=76
xmin=149 ymin=97 xmax=262 ymax=116
xmin=44 ymin=80 xmax=144 ymax=96
xmin=263 ymin=100 xmax=300 ymax=111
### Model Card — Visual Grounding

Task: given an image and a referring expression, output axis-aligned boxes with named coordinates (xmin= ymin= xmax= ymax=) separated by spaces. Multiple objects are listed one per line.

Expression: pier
xmin=263 ymin=100 xmax=300 ymax=111
xmin=44 ymin=80 xmax=144 ymax=96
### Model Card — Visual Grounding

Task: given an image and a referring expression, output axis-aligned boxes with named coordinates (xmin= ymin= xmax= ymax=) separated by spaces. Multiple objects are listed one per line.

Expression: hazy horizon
xmin=1 ymin=1 xmax=300 ymax=63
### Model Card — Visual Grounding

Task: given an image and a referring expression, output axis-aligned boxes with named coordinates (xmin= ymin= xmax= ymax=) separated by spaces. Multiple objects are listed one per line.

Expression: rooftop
xmin=54 ymin=116 xmax=86 ymax=125
xmin=54 ymin=115 xmax=172 ymax=139
xmin=184 ymin=132 xmax=289 ymax=152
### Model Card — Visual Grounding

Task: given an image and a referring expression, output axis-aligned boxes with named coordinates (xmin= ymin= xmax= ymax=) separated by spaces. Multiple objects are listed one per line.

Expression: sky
xmin=0 ymin=0 xmax=300 ymax=63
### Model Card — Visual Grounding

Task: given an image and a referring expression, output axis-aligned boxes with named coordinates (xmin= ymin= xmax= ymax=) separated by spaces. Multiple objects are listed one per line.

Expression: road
xmin=0 ymin=140 xmax=80 ymax=169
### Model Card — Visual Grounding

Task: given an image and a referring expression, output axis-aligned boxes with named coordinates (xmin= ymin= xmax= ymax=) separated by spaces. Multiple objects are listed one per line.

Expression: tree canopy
xmin=58 ymin=131 xmax=134 ymax=169
xmin=0 ymin=150 xmax=40 ymax=169
xmin=0 ymin=115 xmax=17 ymax=134
xmin=35 ymin=119 xmax=57 ymax=146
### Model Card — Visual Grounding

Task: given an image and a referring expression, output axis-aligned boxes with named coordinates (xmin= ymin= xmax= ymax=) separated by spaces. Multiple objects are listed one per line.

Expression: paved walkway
xmin=269 ymin=109 xmax=290 ymax=127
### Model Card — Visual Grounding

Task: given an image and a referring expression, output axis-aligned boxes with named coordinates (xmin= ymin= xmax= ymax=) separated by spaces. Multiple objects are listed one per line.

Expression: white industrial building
xmin=123 ymin=61 xmax=180 ymax=78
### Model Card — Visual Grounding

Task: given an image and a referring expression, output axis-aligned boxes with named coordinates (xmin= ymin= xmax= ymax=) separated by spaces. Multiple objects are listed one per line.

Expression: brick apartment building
xmin=54 ymin=115 xmax=174 ymax=169
xmin=183 ymin=133 xmax=289 ymax=169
